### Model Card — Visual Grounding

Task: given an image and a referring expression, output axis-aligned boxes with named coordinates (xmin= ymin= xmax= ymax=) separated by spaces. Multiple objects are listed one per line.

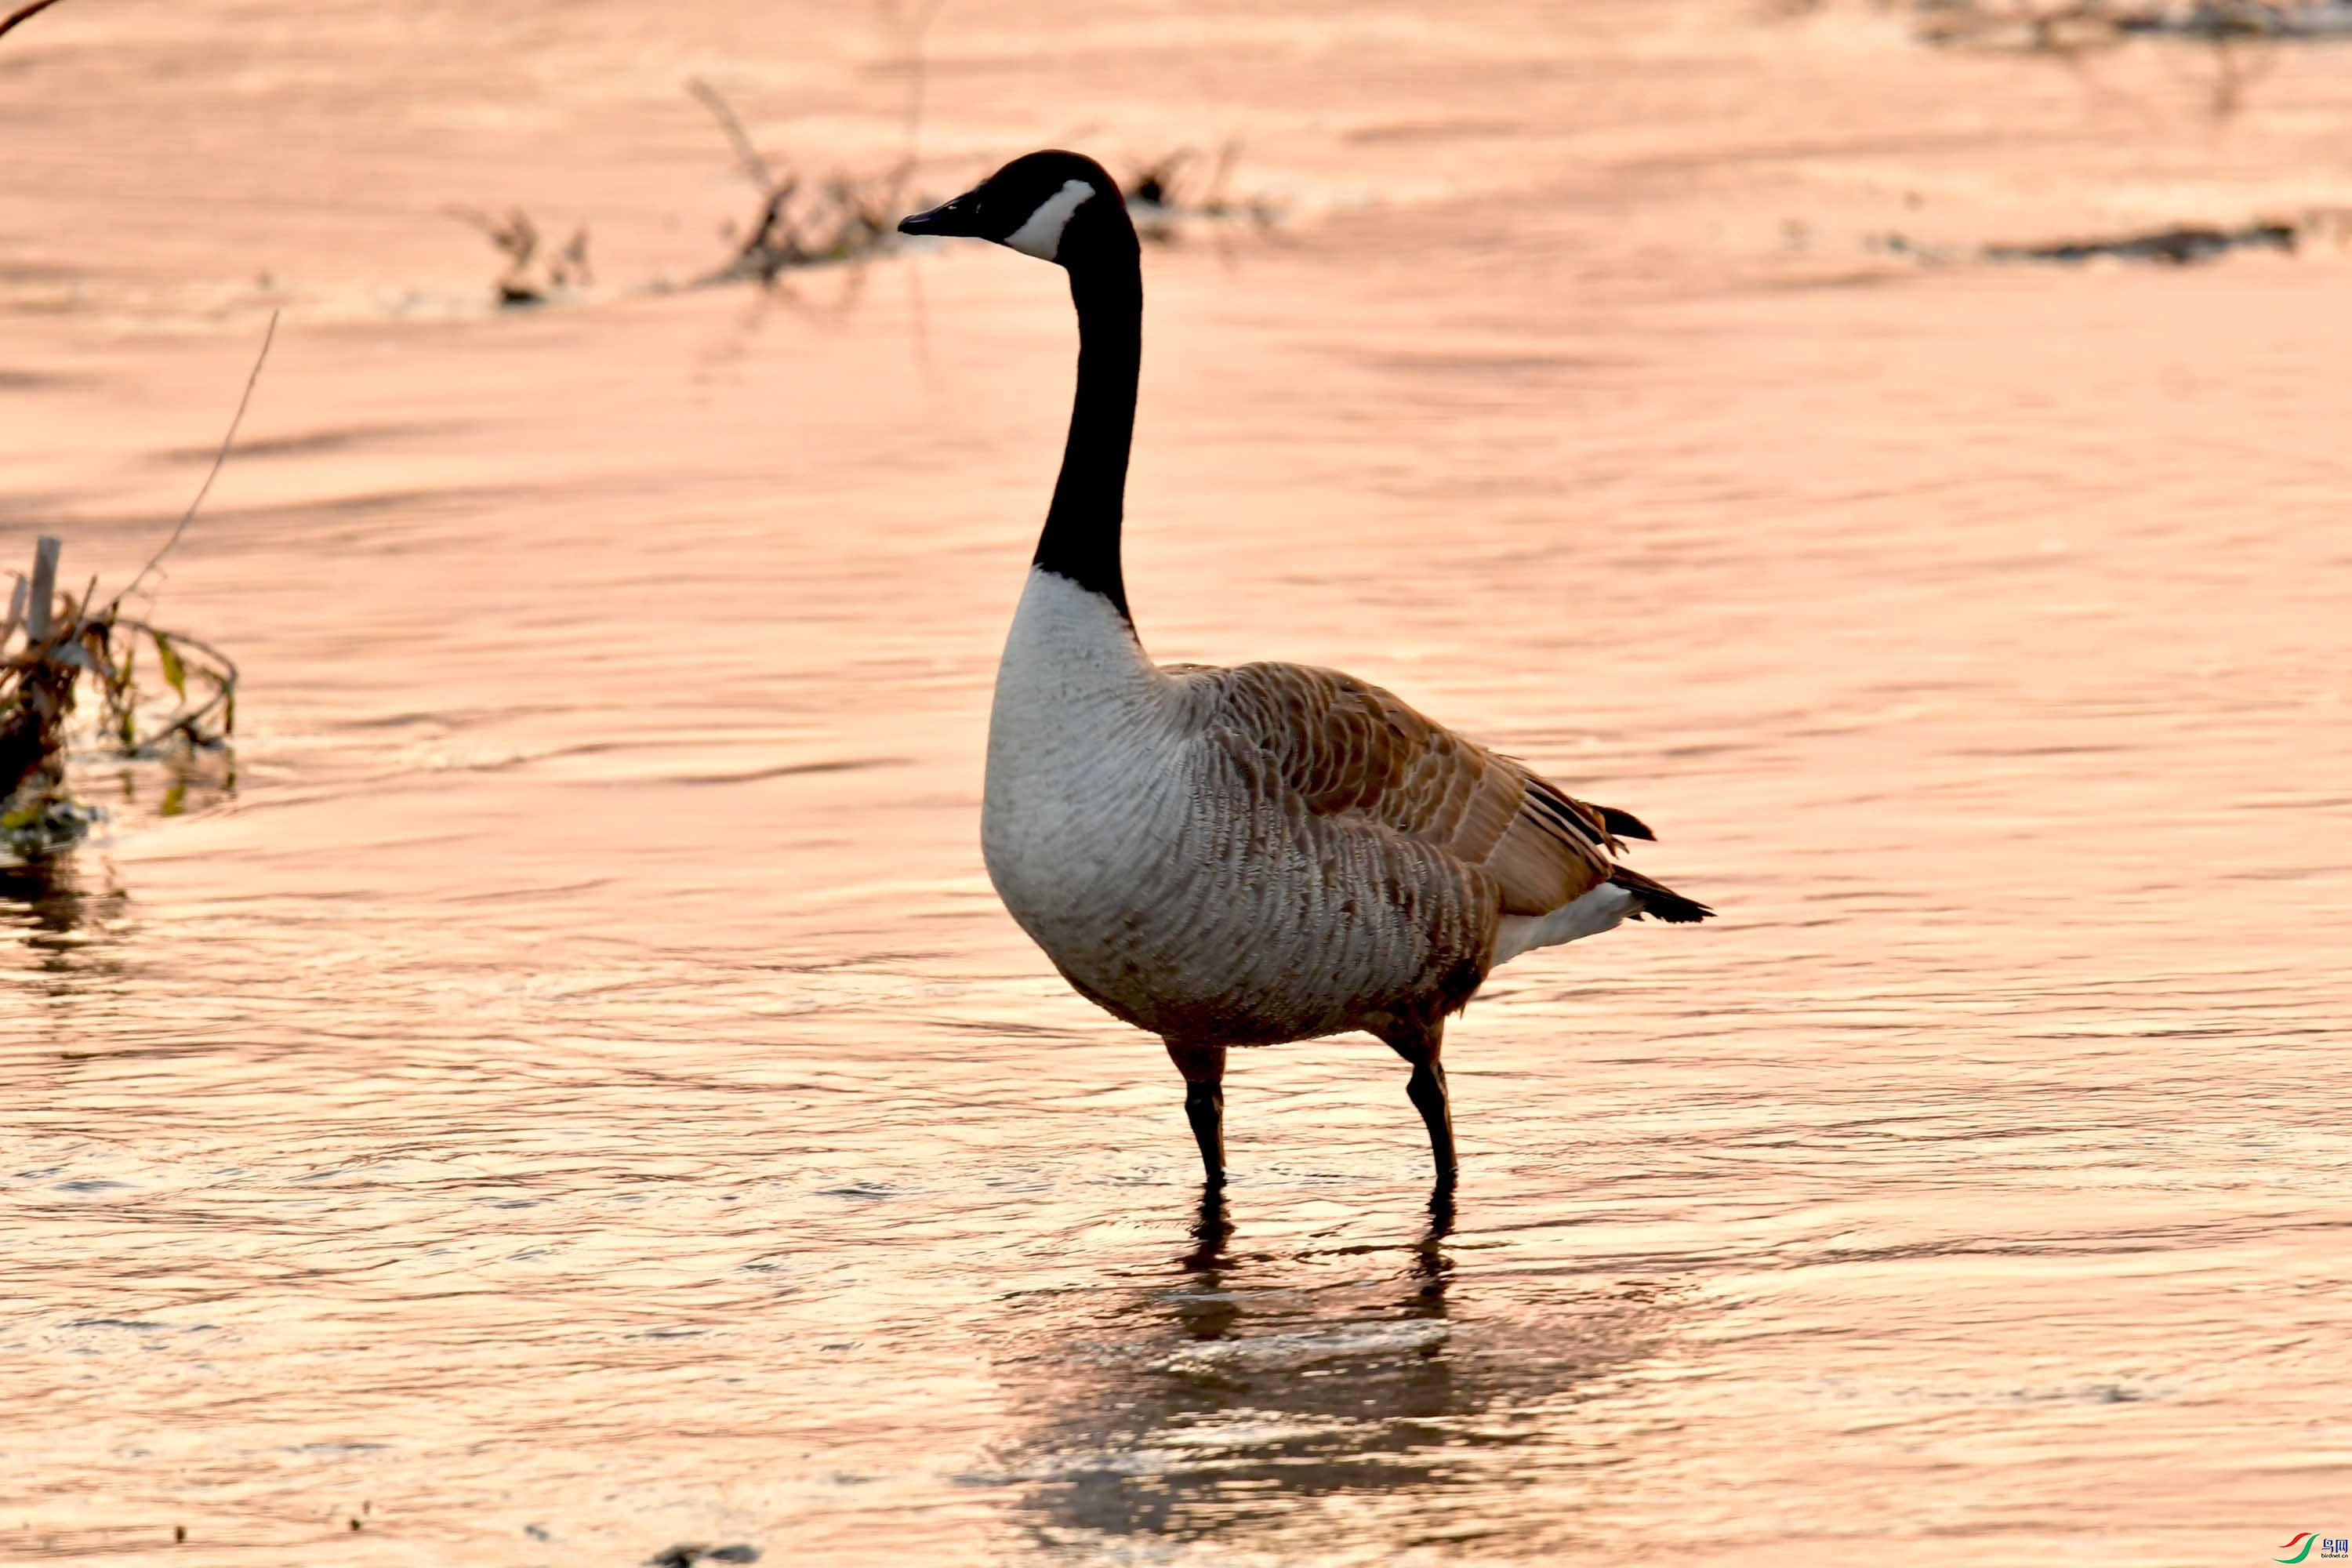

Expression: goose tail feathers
xmin=1608 ymin=865 xmax=1714 ymax=924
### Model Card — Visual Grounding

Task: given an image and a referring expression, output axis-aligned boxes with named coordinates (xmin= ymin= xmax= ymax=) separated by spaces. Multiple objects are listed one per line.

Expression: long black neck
xmin=1033 ymin=228 xmax=1142 ymax=624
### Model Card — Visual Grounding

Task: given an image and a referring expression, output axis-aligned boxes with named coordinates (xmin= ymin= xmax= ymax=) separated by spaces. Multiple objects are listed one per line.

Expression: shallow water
xmin=6 ymin=2 xmax=2352 ymax=1563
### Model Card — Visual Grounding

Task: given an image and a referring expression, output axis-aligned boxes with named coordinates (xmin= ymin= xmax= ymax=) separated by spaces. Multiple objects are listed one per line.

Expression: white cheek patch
xmin=1003 ymin=178 xmax=1095 ymax=260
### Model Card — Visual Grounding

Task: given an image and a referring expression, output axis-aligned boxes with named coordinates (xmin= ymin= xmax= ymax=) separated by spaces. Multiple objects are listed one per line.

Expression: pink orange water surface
xmin=5 ymin=2 xmax=2350 ymax=1563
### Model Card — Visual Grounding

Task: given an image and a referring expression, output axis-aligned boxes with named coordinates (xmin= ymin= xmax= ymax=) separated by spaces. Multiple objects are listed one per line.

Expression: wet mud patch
xmin=1980 ymin=221 xmax=2298 ymax=265
xmin=1872 ymin=217 xmax=2314 ymax=267
xmin=1915 ymin=0 xmax=2352 ymax=51
xmin=1893 ymin=0 xmax=2352 ymax=122
xmin=644 ymin=1544 xmax=760 ymax=1566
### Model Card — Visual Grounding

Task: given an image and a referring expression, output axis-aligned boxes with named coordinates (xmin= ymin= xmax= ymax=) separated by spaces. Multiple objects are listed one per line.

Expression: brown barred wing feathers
xmin=1169 ymin=661 xmax=1622 ymax=919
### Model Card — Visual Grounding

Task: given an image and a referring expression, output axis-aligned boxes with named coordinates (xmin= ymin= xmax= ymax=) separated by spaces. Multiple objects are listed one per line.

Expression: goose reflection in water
xmin=1005 ymin=1185 xmax=1681 ymax=1556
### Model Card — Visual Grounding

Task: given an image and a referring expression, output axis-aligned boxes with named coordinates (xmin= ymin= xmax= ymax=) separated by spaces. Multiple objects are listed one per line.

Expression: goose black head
xmin=898 ymin=151 xmax=1131 ymax=268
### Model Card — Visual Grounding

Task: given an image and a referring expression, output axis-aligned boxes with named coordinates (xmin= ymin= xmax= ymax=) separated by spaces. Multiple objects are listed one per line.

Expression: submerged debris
xmin=1121 ymin=142 xmax=1282 ymax=244
xmin=445 ymin=205 xmax=593 ymax=308
xmin=1871 ymin=216 xmax=2308 ymax=267
xmin=441 ymin=74 xmax=1278 ymax=308
xmin=1906 ymin=0 xmax=2352 ymax=115
xmin=1917 ymin=0 xmax=2352 ymax=47
xmin=1 ymin=319 xmax=267 ymax=858
xmin=644 ymin=1545 xmax=760 ymax=1567
xmin=688 ymin=80 xmax=913 ymax=286
xmin=1984 ymin=221 xmax=2296 ymax=265
xmin=1 ymin=538 xmax=240 ymax=856
xmin=684 ymin=82 xmax=1280 ymax=288
xmin=438 ymin=80 xmax=1283 ymax=310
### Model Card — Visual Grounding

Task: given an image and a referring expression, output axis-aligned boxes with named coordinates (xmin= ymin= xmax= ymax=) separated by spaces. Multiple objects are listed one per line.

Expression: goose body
xmin=902 ymin=152 xmax=1711 ymax=1187
xmin=985 ymin=568 xmax=1498 ymax=1047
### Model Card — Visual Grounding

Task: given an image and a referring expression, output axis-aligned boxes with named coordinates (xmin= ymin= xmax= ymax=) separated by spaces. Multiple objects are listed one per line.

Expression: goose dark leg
xmin=1163 ymin=1040 xmax=1227 ymax=1188
xmin=1383 ymin=1020 xmax=1457 ymax=1188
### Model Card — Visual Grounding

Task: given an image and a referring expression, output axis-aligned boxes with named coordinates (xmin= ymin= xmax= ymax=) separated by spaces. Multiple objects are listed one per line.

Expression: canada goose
xmin=900 ymin=152 xmax=1712 ymax=1190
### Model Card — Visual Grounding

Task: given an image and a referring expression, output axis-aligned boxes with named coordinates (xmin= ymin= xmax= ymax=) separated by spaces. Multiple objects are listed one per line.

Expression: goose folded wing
xmin=1171 ymin=660 xmax=1625 ymax=916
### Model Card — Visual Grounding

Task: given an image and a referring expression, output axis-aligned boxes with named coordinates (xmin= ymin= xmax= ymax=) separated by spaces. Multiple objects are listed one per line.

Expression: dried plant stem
xmin=688 ymin=78 xmax=778 ymax=191
xmin=881 ymin=0 xmax=945 ymax=169
xmin=0 ymin=0 xmax=68 ymax=45
xmin=25 ymin=538 xmax=59 ymax=642
xmin=110 ymin=620 xmax=238 ymax=749
xmin=111 ymin=310 xmax=278 ymax=615
xmin=4 ymin=314 xmax=256 ymax=848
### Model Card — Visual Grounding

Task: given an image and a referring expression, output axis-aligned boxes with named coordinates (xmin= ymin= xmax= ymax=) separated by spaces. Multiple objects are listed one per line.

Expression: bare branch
xmin=878 ymin=0 xmax=946 ymax=169
xmin=111 ymin=310 xmax=278 ymax=614
xmin=688 ymin=78 xmax=779 ymax=191
xmin=0 ymin=0 xmax=68 ymax=46
xmin=444 ymin=205 xmax=539 ymax=266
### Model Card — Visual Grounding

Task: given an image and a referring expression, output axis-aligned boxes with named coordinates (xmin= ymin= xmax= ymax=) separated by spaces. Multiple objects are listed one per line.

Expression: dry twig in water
xmin=1911 ymin=0 xmax=2316 ymax=115
xmin=1122 ymin=141 xmax=1279 ymax=243
xmin=2 ymin=317 xmax=270 ymax=854
xmin=446 ymin=205 xmax=592 ymax=307
xmin=110 ymin=312 xmax=277 ymax=614
xmin=0 ymin=0 xmax=69 ymax=45
xmin=688 ymin=79 xmax=913 ymax=287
